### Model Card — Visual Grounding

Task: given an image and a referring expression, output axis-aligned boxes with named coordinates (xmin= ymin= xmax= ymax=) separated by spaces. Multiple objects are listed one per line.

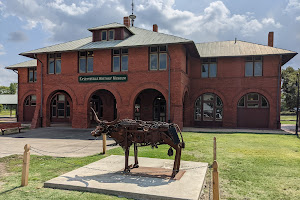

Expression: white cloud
xmin=135 ymin=0 xmax=282 ymax=40
xmin=48 ymin=0 xmax=94 ymax=16
xmin=262 ymin=18 xmax=282 ymax=28
xmin=0 ymin=0 xmax=285 ymax=44
xmin=286 ymin=0 xmax=300 ymax=11
xmin=23 ymin=19 xmax=38 ymax=29
xmin=0 ymin=64 xmax=17 ymax=86
xmin=297 ymin=16 xmax=300 ymax=21
xmin=0 ymin=44 xmax=5 ymax=55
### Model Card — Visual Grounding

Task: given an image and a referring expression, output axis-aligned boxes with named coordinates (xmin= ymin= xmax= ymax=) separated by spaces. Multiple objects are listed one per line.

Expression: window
xmin=194 ymin=93 xmax=223 ymax=121
xmin=112 ymin=49 xmax=128 ymax=72
xmin=238 ymin=93 xmax=269 ymax=108
xmin=51 ymin=94 xmax=70 ymax=118
xmin=245 ymin=56 xmax=262 ymax=77
xmin=28 ymin=68 xmax=37 ymax=82
xmin=149 ymin=46 xmax=167 ymax=70
xmin=25 ymin=95 xmax=36 ymax=106
xmin=101 ymin=30 xmax=107 ymax=41
xmin=201 ymin=58 xmax=217 ymax=78
xmin=48 ymin=53 xmax=61 ymax=74
xmin=108 ymin=30 xmax=114 ymax=40
xmin=79 ymin=51 xmax=94 ymax=73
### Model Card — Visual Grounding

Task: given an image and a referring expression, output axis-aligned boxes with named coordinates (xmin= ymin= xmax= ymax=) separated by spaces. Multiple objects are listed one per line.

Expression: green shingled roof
xmin=88 ymin=22 xmax=127 ymax=31
xmin=196 ymin=40 xmax=296 ymax=57
xmin=20 ymin=24 xmax=193 ymax=58
xmin=5 ymin=59 xmax=37 ymax=69
xmin=19 ymin=23 xmax=297 ymax=61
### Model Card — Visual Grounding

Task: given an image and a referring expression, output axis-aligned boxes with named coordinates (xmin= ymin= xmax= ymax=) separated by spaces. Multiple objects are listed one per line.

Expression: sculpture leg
xmin=133 ymin=143 xmax=139 ymax=168
xmin=124 ymin=131 xmax=130 ymax=172
xmin=171 ymin=145 xmax=182 ymax=178
xmin=124 ymin=146 xmax=130 ymax=172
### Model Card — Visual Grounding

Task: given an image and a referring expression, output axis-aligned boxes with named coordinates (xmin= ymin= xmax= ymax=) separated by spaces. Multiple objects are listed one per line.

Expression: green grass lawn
xmin=281 ymin=115 xmax=297 ymax=124
xmin=1 ymin=133 xmax=300 ymax=199
xmin=0 ymin=110 xmax=16 ymax=116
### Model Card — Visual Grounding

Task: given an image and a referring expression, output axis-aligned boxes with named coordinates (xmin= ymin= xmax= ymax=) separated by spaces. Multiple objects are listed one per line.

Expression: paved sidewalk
xmin=0 ymin=127 xmax=117 ymax=158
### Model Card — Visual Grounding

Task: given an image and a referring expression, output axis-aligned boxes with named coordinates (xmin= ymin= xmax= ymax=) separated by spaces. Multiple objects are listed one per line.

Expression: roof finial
xmin=129 ymin=0 xmax=136 ymax=26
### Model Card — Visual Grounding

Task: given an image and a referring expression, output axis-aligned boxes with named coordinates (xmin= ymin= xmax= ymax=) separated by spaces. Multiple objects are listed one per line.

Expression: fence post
xmin=213 ymin=137 xmax=217 ymax=161
xmin=21 ymin=144 xmax=30 ymax=186
xmin=102 ymin=134 xmax=107 ymax=154
xmin=212 ymin=137 xmax=220 ymax=200
xmin=212 ymin=160 xmax=220 ymax=200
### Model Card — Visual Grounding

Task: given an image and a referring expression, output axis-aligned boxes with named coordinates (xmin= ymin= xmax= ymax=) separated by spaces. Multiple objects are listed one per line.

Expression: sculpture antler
xmin=90 ymin=107 xmax=102 ymax=124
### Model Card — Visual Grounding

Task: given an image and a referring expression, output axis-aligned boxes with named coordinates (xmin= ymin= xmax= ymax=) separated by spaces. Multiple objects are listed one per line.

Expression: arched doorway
xmin=88 ymin=89 xmax=117 ymax=126
xmin=50 ymin=92 xmax=72 ymax=124
xmin=194 ymin=93 xmax=223 ymax=127
xmin=237 ymin=93 xmax=269 ymax=128
xmin=23 ymin=94 xmax=36 ymax=122
xmin=134 ymin=89 xmax=166 ymax=122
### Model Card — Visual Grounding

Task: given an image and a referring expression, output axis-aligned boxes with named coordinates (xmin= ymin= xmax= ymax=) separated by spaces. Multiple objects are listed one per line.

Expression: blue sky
xmin=0 ymin=0 xmax=299 ymax=86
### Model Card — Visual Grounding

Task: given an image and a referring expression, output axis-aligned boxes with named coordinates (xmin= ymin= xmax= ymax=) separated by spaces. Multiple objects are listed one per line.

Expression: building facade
xmin=6 ymin=17 xmax=297 ymax=129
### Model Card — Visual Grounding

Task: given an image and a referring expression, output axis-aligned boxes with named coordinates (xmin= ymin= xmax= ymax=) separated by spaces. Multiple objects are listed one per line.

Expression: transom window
xmin=79 ymin=51 xmax=94 ymax=73
xmin=201 ymin=58 xmax=217 ymax=78
xmin=28 ymin=67 xmax=37 ymax=82
xmin=113 ymin=49 xmax=128 ymax=72
xmin=245 ymin=56 xmax=262 ymax=77
xmin=25 ymin=95 xmax=36 ymax=106
xmin=238 ymin=93 xmax=268 ymax=108
xmin=149 ymin=46 xmax=167 ymax=70
xmin=48 ymin=53 xmax=61 ymax=74
xmin=194 ymin=93 xmax=223 ymax=121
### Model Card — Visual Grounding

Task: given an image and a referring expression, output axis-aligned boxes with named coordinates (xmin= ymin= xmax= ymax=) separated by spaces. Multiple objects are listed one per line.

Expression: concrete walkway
xmin=0 ymin=127 xmax=117 ymax=158
xmin=0 ymin=125 xmax=296 ymax=158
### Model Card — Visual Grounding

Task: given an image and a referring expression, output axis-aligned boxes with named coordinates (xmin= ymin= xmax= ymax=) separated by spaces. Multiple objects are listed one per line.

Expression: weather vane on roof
xmin=129 ymin=0 xmax=136 ymax=26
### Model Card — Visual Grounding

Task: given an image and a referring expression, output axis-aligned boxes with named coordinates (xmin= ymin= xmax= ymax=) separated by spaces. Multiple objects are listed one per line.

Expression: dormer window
xmin=101 ymin=31 xmax=107 ymax=41
xmin=108 ymin=30 xmax=114 ymax=40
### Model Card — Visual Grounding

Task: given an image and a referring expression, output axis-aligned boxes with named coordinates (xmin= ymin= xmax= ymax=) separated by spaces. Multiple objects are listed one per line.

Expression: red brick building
xmin=6 ymin=17 xmax=297 ymax=129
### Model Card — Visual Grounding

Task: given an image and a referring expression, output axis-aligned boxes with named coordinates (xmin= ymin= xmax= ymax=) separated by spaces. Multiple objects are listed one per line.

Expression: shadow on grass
xmin=0 ymin=186 xmax=21 ymax=195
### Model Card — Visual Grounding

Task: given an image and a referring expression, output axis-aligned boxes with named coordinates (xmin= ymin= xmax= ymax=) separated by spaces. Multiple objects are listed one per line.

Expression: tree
xmin=9 ymin=83 xmax=17 ymax=94
xmin=281 ymin=67 xmax=300 ymax=111
xmin=0 ymin=86 xmax=10 ymax=94
xmin=0 ymin=104 xmax=3 ymax=113
xmin=0 ymin=83 xmax=17 ymax=94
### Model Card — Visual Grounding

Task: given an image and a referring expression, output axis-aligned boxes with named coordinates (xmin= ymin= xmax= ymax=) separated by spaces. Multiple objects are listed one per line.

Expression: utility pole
xmin=296 ymin=73 xmax=299 ymax=138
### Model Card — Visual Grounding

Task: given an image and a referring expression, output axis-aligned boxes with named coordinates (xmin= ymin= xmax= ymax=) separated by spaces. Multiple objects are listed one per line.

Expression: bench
xmin=0 ymin=122 xmax=24 ymax=135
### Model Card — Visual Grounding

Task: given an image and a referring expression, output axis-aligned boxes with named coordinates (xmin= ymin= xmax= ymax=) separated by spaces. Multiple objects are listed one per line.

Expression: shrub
xmin=0 ymin=104 xmax=3 ymax=113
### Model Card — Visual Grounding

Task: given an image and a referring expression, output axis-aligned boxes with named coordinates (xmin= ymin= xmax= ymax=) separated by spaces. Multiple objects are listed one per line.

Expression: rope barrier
xmin=30 ymin=146 xmax=207 ymax=174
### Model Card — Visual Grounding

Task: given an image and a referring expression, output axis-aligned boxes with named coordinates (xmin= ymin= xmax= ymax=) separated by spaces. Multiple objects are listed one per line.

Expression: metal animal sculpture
xmin=91 ymin=108 xmax=185 ymax=178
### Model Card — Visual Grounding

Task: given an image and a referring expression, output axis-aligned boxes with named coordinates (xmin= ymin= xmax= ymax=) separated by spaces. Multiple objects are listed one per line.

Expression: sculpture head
xmin=90 ymin=107 xmax=119 ymax=137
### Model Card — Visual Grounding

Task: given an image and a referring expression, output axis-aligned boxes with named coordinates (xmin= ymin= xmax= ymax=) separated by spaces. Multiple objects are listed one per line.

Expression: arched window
xmin=51 ymin=94 xmax=70 ymax=119
xmin=194 ymin=93 xmax=223 ymax=121
xmin=24 ymin=95 xmax=36 ymax=106
xmin=238 ymin=93 xmax=269 ymax=108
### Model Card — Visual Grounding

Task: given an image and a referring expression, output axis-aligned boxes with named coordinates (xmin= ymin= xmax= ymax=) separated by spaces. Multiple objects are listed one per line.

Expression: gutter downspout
xmin=167 ymin=45 xmax=171 ymax=123
xmin=277 ymin=55 xmax=282 ymax=129
xmin=12 ymin=70 xmax=19 ymax=119
xmin=34 ymin=54 xmax=43 ymax=128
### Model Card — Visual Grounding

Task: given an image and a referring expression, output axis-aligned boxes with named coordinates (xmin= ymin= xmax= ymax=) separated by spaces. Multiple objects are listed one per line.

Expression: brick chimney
xmin=124 ymin=16 xmax=130 ymax=27
xmin=268 ymin=32 xmax=274 ymax=47
xmin=153 ymin=24 xmax=158 ymax=32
